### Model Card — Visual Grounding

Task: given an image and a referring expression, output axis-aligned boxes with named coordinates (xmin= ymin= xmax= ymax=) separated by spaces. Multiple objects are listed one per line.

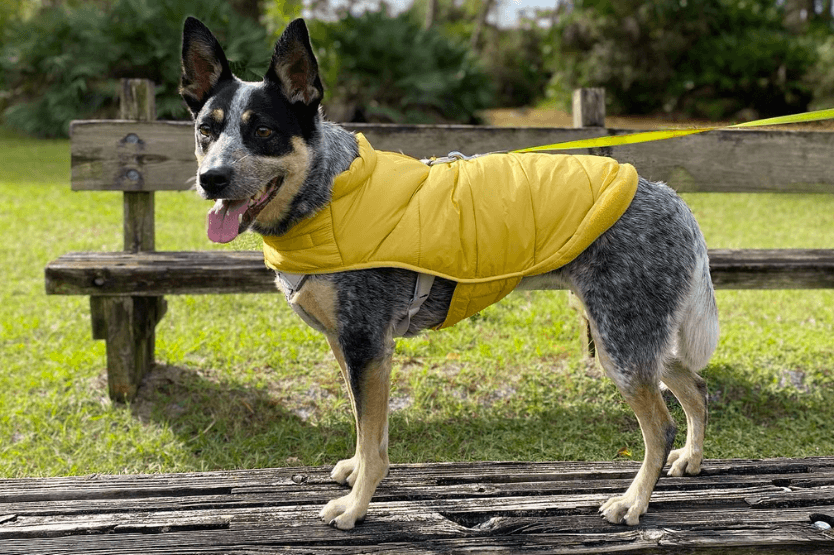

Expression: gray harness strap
xmin=393 ymin=272 xmax=435 ymax=337
xmin=275 ymin=271 xmax=309 ymax=302
xmin=275 ymin=271 xmax=435 ymax=338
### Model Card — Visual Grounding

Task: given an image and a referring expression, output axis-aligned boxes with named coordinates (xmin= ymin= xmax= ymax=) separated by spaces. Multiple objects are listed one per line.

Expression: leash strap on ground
xmin=511 ymin=107 xmax=834 ymax=153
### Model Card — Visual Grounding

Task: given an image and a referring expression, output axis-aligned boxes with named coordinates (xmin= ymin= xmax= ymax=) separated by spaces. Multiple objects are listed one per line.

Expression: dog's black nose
xmin=199 ymin=167 xmax=232 ymax=195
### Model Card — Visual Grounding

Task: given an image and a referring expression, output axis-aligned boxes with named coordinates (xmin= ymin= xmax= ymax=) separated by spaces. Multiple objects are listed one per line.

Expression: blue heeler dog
xmin=180 ymin=17 xmax=719 ymax=529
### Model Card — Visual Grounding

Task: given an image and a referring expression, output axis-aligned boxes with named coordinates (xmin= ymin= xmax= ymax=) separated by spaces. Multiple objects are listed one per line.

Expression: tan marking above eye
xmin=210 ymin=108 xmax=224 ymax=122
xmin=241 ymin=110 xmax=253 ymax=124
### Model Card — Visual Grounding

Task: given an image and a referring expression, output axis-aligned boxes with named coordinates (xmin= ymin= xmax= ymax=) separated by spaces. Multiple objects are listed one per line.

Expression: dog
xmin=180 ymin=17 xmax=719 ymax=530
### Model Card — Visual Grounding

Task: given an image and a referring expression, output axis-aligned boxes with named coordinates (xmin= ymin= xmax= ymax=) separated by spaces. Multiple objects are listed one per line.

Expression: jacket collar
xmin=331 ymin=133 xmax=377 ymax=200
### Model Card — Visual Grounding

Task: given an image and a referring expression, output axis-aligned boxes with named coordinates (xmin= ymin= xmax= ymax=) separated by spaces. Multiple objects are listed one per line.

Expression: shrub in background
xmin=311 ymin=10 xmax=494 ymax=124
xmin=1 ymin=0 xmax=269 ymax=137
xmin=1 ymin=2 xmax=493 ymax=136
xmin=546 ymin=0 xmax=817 ymax=119
xmin=805 ymin=33 xmax=834 ymax=111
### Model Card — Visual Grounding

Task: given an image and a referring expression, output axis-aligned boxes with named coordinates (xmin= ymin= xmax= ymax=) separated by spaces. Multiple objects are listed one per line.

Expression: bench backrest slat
xmin=70 ymin=120 xmax=834 ymax=194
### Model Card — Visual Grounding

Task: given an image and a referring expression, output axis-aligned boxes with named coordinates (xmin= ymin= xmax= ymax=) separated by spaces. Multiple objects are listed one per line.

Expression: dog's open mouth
xmin=206 ymin=178 xmax=281 ymax=243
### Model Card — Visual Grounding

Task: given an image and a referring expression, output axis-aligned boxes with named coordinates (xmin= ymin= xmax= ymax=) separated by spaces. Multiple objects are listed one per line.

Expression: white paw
xmin=319 ymin=492 xmax=367 ymax=530
xmin=666 ymin=447 xmax=702 ymax=477
xmin=599 ymin=492 xmax=648 ymax=525
xmin=330 ymin=456 xmax=359 ymax=486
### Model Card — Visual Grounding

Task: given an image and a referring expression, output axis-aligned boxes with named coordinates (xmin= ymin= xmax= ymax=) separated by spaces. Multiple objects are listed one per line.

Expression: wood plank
xmin=70 ymin=120 xmax=197 ymax=192
xmin=44 ymin=249 xmax=834 ymax=296
xmin=98 ymin=296 xmax=162 ymax=402
xmin=708 ymin=248 xmax=834 ymax=288
xmin=69 ymin=120 xmax=834 ymax=194
xmin=44 ymin=251 xmax=277 ymax=296
xmin=119 ymin=79 xmax=157 ymax=252
xmin=1 ymin=458 xmax=832 ymax=554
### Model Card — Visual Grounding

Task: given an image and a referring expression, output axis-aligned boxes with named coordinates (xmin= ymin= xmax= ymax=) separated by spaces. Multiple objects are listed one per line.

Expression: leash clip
xmin=421 ymin=151 xmax=485 ymax=166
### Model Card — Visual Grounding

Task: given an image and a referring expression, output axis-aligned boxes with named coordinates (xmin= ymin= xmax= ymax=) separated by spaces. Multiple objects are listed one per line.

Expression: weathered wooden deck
xmin=2 ymin=457 xmax=833 ymax=554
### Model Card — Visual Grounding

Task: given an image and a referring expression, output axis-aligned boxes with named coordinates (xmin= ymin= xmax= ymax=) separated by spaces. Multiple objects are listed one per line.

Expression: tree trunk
xmin=470 ymin=0 xmax=496 ymax=51
xmin=823 ymin=0 xmax=833 ymax=21
xmin=424 ymin=0 xmax=439 ymax=29
xmin=230 ymin=0 xmax=262 ymax=21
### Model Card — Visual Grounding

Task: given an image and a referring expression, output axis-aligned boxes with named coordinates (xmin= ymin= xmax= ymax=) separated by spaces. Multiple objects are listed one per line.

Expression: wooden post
xmin=94 ymin=79 xmax=166 ymax=402
xmin=120 ymin=79 xmax=156 ymax=252
xmin=570 ymin=88 xmax=607 ymax=362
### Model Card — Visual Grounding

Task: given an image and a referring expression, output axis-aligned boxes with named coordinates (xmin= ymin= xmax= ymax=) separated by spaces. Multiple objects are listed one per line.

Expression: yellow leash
xmin=511 ymin=107 xmax=834 ymax=153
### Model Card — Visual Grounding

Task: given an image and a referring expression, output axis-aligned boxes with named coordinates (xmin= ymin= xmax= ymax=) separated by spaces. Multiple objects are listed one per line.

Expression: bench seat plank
xmin=44 ymin=249 xmax=834 ymax=296
xmin=45 ymin=251 xmax=276 ymax=296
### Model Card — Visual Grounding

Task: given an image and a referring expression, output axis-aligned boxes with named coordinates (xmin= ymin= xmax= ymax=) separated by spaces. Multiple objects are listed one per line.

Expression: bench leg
xmin=90 ymin=296 xmax=167 ymax=402
xmin=568 ymin=291 xmax=596 ymax=361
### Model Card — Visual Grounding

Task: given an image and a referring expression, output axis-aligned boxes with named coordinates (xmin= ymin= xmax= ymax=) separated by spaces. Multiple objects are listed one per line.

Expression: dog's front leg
xmin=321 ymin=333 xmax=392 ymax=530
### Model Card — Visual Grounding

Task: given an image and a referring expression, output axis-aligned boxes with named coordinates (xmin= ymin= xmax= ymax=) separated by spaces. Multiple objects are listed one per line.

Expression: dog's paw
xmin=319 ymin=493 xmax=367 ymax=530
xmin=330 ymin=456 xmax=359 ymax=486
xmin=666 ymin=447 xmax=702 ymax=477
xmin=599 ymin=493 xmax=648 ymax=526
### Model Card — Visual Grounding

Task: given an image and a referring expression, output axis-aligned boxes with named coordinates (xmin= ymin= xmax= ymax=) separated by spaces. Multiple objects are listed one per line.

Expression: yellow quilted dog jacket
xmin=263 ymin=134 xmax=638 ymax=329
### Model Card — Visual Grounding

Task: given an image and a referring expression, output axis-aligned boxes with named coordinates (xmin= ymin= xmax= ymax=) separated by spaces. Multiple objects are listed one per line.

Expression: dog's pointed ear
xmin=180 ymin=17 xmax=233 ymax=116
xmin=265 ymin=19 xmax=323 ymax=107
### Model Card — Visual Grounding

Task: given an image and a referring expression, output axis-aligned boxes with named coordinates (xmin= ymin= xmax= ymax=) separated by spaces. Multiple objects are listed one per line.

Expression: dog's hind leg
xmin=596 ymin=347 xmax=677 ymax=525
xmin=663 ymin=252 xmax=717 ymax=476
xmin=320 ymin=332 xmax=393 ymax=530
xmin=662 ymin=359 xmax=707 ymax=476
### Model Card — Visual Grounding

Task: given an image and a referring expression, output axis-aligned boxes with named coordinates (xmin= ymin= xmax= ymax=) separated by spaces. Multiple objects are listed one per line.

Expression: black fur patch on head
xmin=237 ymin=86 xmax=305 ymax=156
xmin=180 ymin=17 xmax=233 ymax=116
xmin=194 ymin=80 xmax=239 ymax=139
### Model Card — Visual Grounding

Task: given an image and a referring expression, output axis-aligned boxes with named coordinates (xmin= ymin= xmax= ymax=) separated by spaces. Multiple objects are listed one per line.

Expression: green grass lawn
xmin=1 ymin=127 xmax=833 ymax=478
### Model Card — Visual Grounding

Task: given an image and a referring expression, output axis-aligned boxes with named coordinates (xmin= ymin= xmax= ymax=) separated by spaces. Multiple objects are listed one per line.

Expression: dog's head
xmin=180 ymin=17 xmax=323 ymax=243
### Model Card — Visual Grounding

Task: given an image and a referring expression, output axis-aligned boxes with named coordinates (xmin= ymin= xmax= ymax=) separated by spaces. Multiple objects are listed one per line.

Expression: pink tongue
xmin=207 ymin=199 xmax=249 ymax=243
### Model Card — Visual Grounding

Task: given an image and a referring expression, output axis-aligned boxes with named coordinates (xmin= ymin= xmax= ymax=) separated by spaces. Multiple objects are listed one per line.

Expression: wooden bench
xmin=2 ymin=457 xmax=833 ymax=552
xmin=45 ymin=82 xmax=834 ymax=401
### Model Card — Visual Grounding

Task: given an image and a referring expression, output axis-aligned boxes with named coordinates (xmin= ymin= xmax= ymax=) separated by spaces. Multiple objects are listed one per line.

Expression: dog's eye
xmin=198 ymin=125 xmax=212 ymax=138
xmin=255 ymin=126 xmax=273 ymax=138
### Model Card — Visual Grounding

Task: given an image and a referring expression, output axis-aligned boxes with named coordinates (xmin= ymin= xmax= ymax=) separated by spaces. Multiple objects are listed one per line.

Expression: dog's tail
xmin=677 ymin=250 xmax=719 ymax=371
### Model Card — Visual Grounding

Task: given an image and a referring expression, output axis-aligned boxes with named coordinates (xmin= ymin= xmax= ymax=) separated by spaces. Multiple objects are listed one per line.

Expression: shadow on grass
xmin=129 ymin=364 xmax=355 ymax=469
xmin=125 ymin=359 xmax=834 ymax=471
xmin=126 ymin=362 xmax=638 ymax=468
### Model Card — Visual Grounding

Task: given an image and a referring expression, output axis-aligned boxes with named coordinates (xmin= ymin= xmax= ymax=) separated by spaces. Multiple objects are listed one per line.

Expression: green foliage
xmin=1 ymin=2 xmax=491 ymax=135
xmin=1 ymin=0 xmax=269 ymax=137
xmin=805 ymin=34 xmax=834 ymax=110
xmin=546 ymin=0 xmax=819 ymax=119
xmin=309 ymin=10 xmax=494 ymax=124
xmin=477 ymin=25 xmax=552 ymax=108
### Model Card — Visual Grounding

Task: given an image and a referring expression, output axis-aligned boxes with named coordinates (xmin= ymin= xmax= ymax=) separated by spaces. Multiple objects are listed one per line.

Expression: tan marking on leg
xmin=600 ymin=382 xmax=675 ymax=525
xmin=588 ymin=333 xmax=675 ymax=526
xmin=326 ymin=335 xmax=360 ymax=486
xmin=254 ymin=136 xmax=311 ymax=227
xmin=662 ymin=360 xmax=707 ymax=476
xmin=291 ymin=279 xmax=339 ymax=335
xmin=320 ymin=337 xmax=393 ymax=530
